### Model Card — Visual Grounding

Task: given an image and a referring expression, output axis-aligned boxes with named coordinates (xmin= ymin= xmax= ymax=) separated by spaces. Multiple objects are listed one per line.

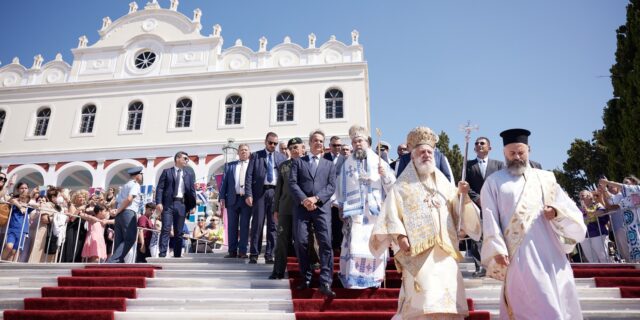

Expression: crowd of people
xmin=1 ymin=123 xmax=639 ymax=319
xmin=0 ymin=167 xmax=222 ymax=265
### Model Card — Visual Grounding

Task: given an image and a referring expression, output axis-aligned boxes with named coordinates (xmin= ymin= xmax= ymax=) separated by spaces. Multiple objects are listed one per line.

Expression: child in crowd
xmin=80 ymin=204 xmax=110 ymax=262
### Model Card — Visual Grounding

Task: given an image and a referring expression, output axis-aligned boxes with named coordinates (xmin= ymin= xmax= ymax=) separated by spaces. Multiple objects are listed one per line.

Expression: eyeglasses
xmin=475 ymin=141 xmax=487 ymax=146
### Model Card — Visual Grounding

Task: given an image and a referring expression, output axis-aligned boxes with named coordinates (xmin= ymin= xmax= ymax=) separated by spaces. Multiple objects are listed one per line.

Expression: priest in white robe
xmin=337 ymin=125 xmax=396 ymax=288
xmin=481 ymin=128 xmax=586 ymax=320
xmin=370 ymin=126 xmax=482 ymax=319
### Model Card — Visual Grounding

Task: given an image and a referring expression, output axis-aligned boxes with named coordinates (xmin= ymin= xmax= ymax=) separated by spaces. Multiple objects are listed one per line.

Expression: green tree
xmin=557 ymin=0 xmax=640 ymax=191
xmin=554 ymin=136 xmax=608 ymax=199
xmin=601 ymin=0 xmax=640 ymax=180
xmin=436 ymin=131 xmax=464 ymax=183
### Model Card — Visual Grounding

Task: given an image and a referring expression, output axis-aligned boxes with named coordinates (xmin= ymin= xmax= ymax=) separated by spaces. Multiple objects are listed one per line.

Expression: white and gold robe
xmin=481 ymin=167 xmax=586 ymax=320
xmin=370 ymin=161 xmax=481 ymax=319
xmin=337 ymin=148 xmax=395 ymax=288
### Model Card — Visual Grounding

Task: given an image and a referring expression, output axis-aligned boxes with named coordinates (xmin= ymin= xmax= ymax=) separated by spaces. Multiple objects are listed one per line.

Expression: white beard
xmin=414 ymin=159 xmax=435 ymax=181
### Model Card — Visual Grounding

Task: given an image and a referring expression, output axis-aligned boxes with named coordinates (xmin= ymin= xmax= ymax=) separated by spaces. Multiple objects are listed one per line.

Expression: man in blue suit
xmin=219 ymin=144 xmax=252 ymax=258
xmin=155 ymin=151 xmax=197 ymax=258
xmin=245 ymin=132 xmax=286 ymax=264
xmin=289 ymin=129 xmax=337 ymax=298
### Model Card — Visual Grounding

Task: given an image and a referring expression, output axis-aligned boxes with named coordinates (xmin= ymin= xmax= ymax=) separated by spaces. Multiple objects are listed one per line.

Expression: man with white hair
xmin=370 ymin=126 xmax=481 ymax=319
xmin=336 ymin=125 xmax=395 ymax=289
xmin=481 ymin=128 xmax=586 ymax=319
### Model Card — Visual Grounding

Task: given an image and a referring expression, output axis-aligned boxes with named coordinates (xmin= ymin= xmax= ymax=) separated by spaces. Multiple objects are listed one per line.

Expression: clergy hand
xmin=398 ymin=235 xmax=411 ymax=253
xmin=543 ymin=206 xmax=557 ymax=220
xmin=378 ymin=165 xmax=385 ymax=177
xmin=457 ymin=181 xmax=470 ymax=194
xmin=495 ymin=254 xmax=510 ymax=266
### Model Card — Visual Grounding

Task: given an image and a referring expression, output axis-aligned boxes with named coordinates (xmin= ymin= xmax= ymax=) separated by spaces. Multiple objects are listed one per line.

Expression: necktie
xmin=266 ymin=153 xmax=274 ymax=183
xmin=311 ymin=156 xmax=318 ymax=176
xmin=239 ymin=161 xmax=246 ymax=195
xmin=479 ymin=159 xmax=486 ymax=178
xmin=174 ymin=168 xmax=182 ymax=197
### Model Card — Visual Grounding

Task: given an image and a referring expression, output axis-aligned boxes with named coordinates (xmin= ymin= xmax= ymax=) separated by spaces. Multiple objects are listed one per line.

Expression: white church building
xmin=0 ymin=1 xmax=370 ymax=191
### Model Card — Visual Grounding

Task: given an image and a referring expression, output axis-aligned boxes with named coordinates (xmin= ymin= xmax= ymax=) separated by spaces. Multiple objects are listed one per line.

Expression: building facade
xmin=0 ymin=1 xmax=370 ymax=191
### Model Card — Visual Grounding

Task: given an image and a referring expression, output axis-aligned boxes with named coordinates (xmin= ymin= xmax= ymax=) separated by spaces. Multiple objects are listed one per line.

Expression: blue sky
xmin=0 ymin=1 xmax=628 ymax=171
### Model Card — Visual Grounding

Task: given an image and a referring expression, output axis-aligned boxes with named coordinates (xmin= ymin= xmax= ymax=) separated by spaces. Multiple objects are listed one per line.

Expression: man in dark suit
xmin=324 ymin=136 xmax=343 ymax=251
xmin=269 ymin=137 xmax=305 ymax=279
xmin=289 ymin=129 xmax=337 ymax=298
xmin=219 ymin=144 xmax=252 ymax=259
xmin=245 ymin=132 xmax=287 ymax=264
xmin=465 ymin=137 xmax=504 ymax=277
xmin=155 ymin=151 xmax=197 ymax=258
xmin=390 ymin=143 xmax=409 ymax=170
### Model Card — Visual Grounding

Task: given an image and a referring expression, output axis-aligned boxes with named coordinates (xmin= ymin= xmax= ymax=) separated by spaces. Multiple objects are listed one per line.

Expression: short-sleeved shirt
xmin=117 ymin=180 xmax=141 ymax=212
xmin=137 ymin=214 xmax=154 ymax=244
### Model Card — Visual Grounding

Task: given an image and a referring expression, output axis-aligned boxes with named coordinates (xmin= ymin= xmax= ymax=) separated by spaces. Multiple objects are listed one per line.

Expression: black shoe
xmin=265 ymin=257 xmax=275 ymax=264
xmin=319 ymin=283 xmax=336 ymax=299
xmin=268 ymin=273 xmax=284 ymax=280
xmin=248 ymin=256 xmax=258 ymax=264
xmin=224 ymin=253 xmax=237 ymax=258
xmin=295 ymin=281 xmax=311 ymax=290
xmin=238 ymin=254 xmax=249 ymax=259
xmin=472 ymin=269 xmax=486 ymax=278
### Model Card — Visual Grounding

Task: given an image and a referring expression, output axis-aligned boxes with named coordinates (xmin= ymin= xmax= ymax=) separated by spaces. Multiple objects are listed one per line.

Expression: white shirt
xmin=263 ymin=151 xmax=277 ymax=186
xmin=174 ymin=166 xmax=185 ymax=198
xmin=117 ymin=179 xmax=141 ymax=212
xmin=234 ymin=160 xmax=249 ymax=195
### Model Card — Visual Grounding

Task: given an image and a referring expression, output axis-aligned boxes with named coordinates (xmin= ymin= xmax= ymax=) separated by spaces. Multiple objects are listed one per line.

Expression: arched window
xmin=0 ymin=110 xmax=5 ymax=135
xmin=127 ymin=101 xmax=144 ymax=131
xmin=80 ymin=105 xmax=97 ymax=134
xmin=34 ymin=107 xmax=51 ymax=136
xmin=175 ymin=98 xmax=192 ymax=128
xmin=225 ymin=95 xmax=242 ymax=125
xmin=324 ymin=89 xmax=344 ymax=119
xmin=276 ymin=92 xmax=294 ymax=122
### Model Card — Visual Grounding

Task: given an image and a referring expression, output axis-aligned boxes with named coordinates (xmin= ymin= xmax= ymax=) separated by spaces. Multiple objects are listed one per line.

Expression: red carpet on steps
xmin=570 ymin=263 xmax=640 ymax=298
xmin=287 ymin=257 xmax=491 ymax=320
xmin=3 ymin=266 xmax=159 ymax=320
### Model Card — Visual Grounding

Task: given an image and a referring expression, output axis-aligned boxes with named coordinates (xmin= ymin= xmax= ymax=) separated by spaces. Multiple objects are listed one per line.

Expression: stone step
xmin=2 ymin=274 xmax=599 ymax=289
xmin=126 ymin=298 xmax=292 ymax=312
xmin=487 ymin=309 xmax=640 ymax=320
xmin=115 ymin=311 xmax=295 ymax=320
xmin=137 ymin=288 xmax=292 ymax=299
xmin=466 ymin=287 xmax=621 ymax=299
xmin=474 ymin=297 xmax=640 ymax=313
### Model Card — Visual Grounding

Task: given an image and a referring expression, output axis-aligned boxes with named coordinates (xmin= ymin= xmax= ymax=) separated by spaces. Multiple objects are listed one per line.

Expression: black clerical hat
xmin=499 ymin=128 xmax=531 ymax=146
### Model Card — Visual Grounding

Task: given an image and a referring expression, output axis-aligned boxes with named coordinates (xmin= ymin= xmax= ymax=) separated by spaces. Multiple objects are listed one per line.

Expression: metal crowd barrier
xmin=0 ymin=200 xmax=217 ymax=264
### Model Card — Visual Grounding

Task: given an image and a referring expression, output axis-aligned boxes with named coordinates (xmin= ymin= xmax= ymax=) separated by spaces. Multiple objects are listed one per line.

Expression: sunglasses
xmin=475 ymin=141 xmax=487 ymax=146
xmin=0 ymin=177 xmax=6 ymax=182
xmin=331 ymin=144 xmax=342 ymax=148
xmin=267 ymin=141 xmax=278 ymax=146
